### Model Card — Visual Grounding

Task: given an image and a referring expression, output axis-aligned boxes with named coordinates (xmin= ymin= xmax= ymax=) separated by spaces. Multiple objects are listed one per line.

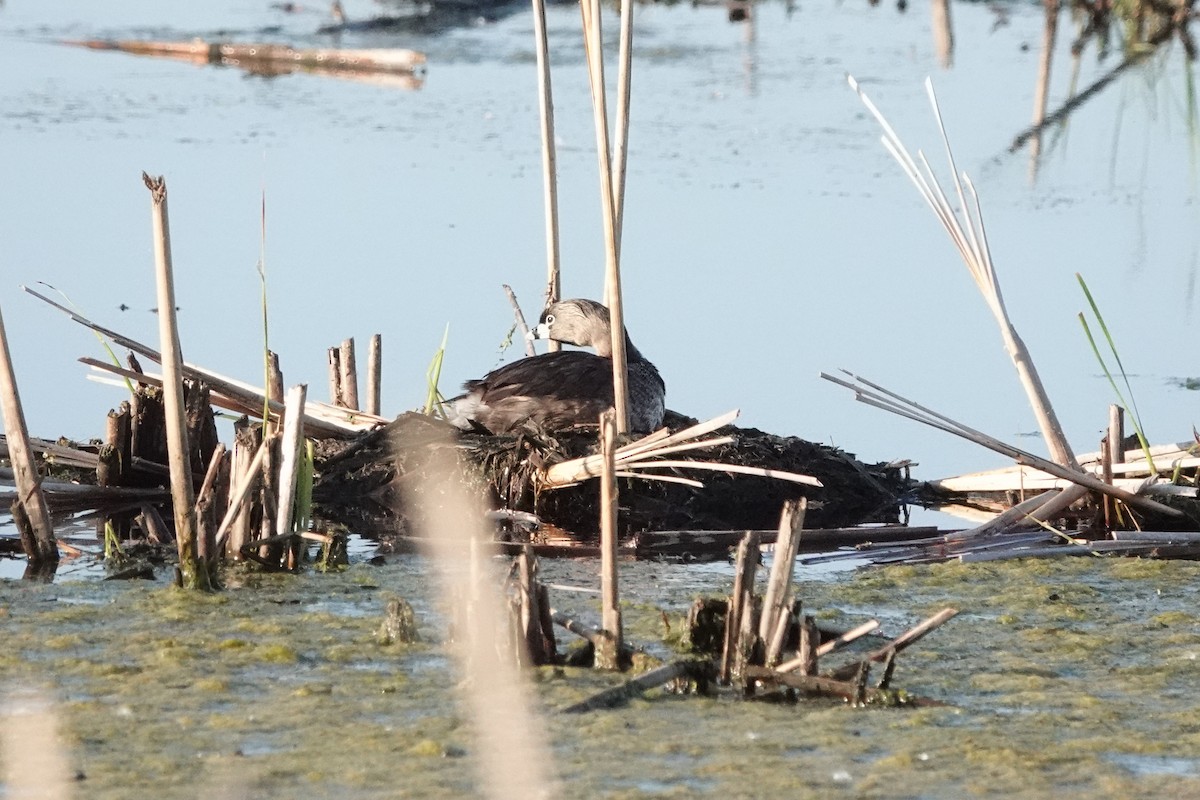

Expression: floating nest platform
xmin=313 ymin=410 xmax=914 ymax=542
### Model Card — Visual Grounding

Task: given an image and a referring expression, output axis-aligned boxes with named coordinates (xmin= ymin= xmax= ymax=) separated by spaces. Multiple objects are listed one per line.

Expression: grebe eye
xmin=545 ymin=314 xmax=555 ymax=325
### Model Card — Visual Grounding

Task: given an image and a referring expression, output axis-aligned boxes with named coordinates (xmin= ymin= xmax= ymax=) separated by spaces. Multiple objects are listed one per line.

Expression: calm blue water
xmin=0 ymin=0 xmax=1196 ymax=511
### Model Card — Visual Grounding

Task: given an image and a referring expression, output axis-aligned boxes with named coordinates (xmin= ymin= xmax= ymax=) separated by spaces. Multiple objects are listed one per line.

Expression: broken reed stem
xmin=597 ymin=408 xmax=623 ymax=669
xmin=327 ymin=347 xmax=342 ymax=407
xmin=529 ymin=0 xmax=562 ymax=352
xmin=847 ymin=76 xmax=1078 ymax=469
xmin=143 ymin=172 xmax=208 ymax=590
xmin=822 ymin=371 xmax=1181 ymax=519
xmin=0 ymin=303 xmax=57 ymax=567
xmin=720 ymin=529 xmax=760 ymax=683
xmin=829 ymin=607 xmax=959 ymax=681
xmin=580 ymin=0 xmax=630 ymax=433
xmin=339 ymin=338 xmax=359 ymax=411
xmin=274 ymin=384 xmax=307 ymax=538
xmin=503 ymin=284 xmax=537 ymax=358
xmin=267 ymin=351 xmax=284 ymax=404
xmin=366 ymin=334 xmax=381 ymax=416
xmin=214 ymin=433 xmax=274 ymax=551
xmin=759 ymin=498 xmax=806 ymax=666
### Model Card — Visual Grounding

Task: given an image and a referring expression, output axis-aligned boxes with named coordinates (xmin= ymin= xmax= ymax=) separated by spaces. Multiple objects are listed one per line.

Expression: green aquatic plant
xmin=423 ymin=324 xmax=449 ymax=417
xmin=294 ymin=439 xmax=314 ymax=533
xmin=1076 ymin=272 xmax=1155 ymax=472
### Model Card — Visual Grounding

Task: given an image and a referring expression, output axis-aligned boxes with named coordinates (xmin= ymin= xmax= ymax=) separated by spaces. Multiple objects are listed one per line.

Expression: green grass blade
xmin=39 ymin=282 xmax=135 ymax=396
xmin=424 ymin=325 xmax=450 ymax=417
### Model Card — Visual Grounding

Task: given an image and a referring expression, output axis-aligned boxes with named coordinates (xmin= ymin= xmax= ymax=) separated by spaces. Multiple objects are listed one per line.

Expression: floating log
xmin=64 ymin=39 xmax=426 ymax=84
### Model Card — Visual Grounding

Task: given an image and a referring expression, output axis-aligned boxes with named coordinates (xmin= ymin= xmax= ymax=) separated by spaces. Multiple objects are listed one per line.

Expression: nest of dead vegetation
xmin=313 ymin=410 xmax=913 ymax=539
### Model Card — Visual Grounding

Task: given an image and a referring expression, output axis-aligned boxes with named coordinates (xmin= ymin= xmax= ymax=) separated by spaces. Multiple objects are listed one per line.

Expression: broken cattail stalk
xmin=720 ymin=529 xmax=760 ymax=684
xmin=596 ymin=408 xmax=623 ymax=669
xmin=339 ymin=338 xmax=359 ymax=411
xmin=560 ymin=660 xmax=701 ymax=714
xmin=214 ymin=433 xmax=274 ymax=552
xmin=829 ymin=607 xmax=959 ymax=681
xmin=143 ymin=173 xmax=207 ymax=590
xmin=267 ymin=351 xmax=284 ymax=404
xmin=274 ymin=385 xmax=308 ymax=538
xmin=78 ymin=355 xmax=382 ymax=437
xmin=0 ymin=303 xmax=57 ymax=567
xmin=327 ymin=347 xmax=342 ymax=408
xmin=823 ymin=371 xmax=1180 ymax=519
xmin=366 ymin=334 xmax=382 ymax=416
xmin=759 ymin=499 xmax=806 ymax=666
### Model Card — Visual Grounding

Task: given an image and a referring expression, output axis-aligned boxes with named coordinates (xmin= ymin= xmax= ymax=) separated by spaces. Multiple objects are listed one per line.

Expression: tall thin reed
xmin=143 ymin=172 xmax=209 ymax=591
xmin=848 ymin=76 xmax=1079 ymax=469
xmin=1076 ymin=273 xmax=1155 ymax=471
xmin=530 ymin=0 xmax=562 ymax=349
xmin=581 ymin=0 xmax=630 ymax=433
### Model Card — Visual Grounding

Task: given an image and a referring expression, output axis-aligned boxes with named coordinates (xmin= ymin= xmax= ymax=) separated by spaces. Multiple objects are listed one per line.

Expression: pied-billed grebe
xmin=447 ymin=298 xmax=666 ymax=434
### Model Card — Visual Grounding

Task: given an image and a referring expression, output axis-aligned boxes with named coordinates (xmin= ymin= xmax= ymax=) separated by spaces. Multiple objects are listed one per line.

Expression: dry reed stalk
xmin=760 ymin=498 xmax=806 ymax=666
xmin=848 ymin=76 xmax=1078 ymax=470
xmin=399 ymin=421 xmax=558 ymax=797
xmin=214 ymin=434 xmax=274 ymax=551
xmin=0 ymin=305 xmax=57 ymax=566
xmin=541 ymin=409 xmax=821 ymax=489
xmin=822 ymin=371 xmax=1181 ymax=519
xmin=267 ymin=351 xmax=284 ymax=404
xmin=597 ymin=408 xmax=624 ymax=669
xmin=772 ymin=619 xmax=882 ymax=672
xmin=367 ymin=333 xmax=382 ymax=415
xmin=327 ymin=347 xmax=342 ymax=407
xmin=503 ymin=284 xmax=537 ymax=357
xmin=529 ymin=0 xmax=562 ymax=348
xmin=580 ymin=0 xmax=630 ymax=433
xmin=339 ymin=338 xmax=359 ymax=411
xmin=274 ymin=385 xmax=308 ymax=538
xmin=78 ymin=355 xmax=382 ymax=437
xmin=143 ymin=173 xmax=207 ymax=590
xmin=828 ymin=607 xmax=959 ymax=681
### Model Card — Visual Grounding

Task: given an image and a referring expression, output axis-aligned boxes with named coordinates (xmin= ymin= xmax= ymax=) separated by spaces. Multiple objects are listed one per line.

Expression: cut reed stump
xmin=312 ymin=410 xmax=912 ymax=546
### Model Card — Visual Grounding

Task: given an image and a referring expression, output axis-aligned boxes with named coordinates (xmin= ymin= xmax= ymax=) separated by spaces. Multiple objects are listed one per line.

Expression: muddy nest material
xmin=313 ymin=411 xmax=913 ymax=540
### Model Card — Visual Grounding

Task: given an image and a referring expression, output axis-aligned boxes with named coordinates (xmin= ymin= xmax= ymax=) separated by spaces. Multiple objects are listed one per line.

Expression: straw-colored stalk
xmin=580 ymin=0 xmax=630 ymax=433
xmin=541 ymin=409 xmax=822 ymax=489
xmin=274 ymin=384 xmax=308 ymax=538
xmin=597 ymin=408 xmax=623 ymax=669
xmin=24 ymin=286 xmax=383 ymax=435
xmin=366 ymin=333 xmax=382 ymax=415
xmin=612 ymin=0 xmax=634 ymax=251
xmin=848 ymin=76 xmax=1079 ymax=470
xmin=529 ymin=0 xmax=562 ymax=351
xmin=143 ymin=173 xmax=208 ymax=590
xmin=339 ymin=337 xmax=359 ymax=411
xmin=0 ymin=304 xmax=57 ymax=565
xmin=214 ymin=434 xmax=274 ymax=553
xmin=821 ymin=371 xmax=1181 ymax=519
